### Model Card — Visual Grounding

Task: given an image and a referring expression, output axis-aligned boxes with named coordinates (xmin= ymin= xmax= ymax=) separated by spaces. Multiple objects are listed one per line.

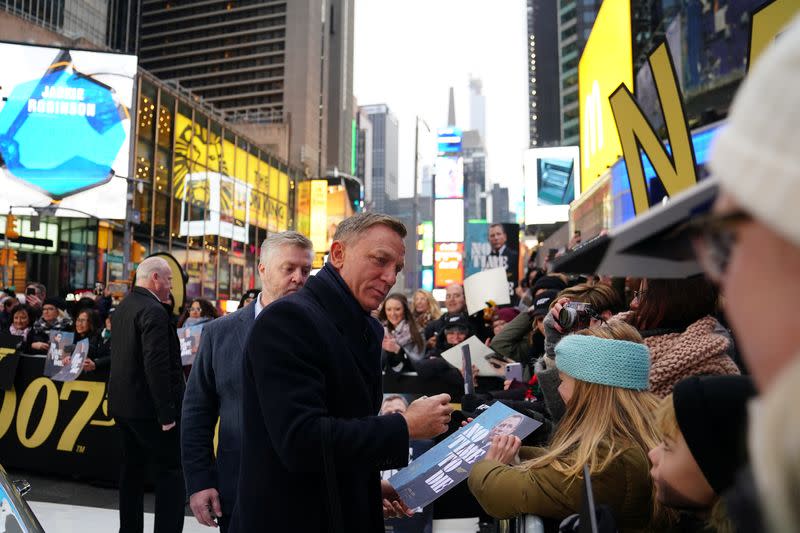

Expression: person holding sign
xmin=468 ymin=321 xmax=662 ymax=530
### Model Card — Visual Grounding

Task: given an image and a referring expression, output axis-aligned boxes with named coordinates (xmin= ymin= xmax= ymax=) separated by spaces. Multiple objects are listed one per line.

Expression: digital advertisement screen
xmin=434 ymin=242 xmax=464 ymax=288
xmin=523 ymin=146 xmax=580 ymax=224
xmin=434 ymin=156 xmax=464 ymax=199
xmin=437 ymin=127 xmax=463 ymax=154
xmin=578 ymin=0 xmax=632 ymax=193
xmin=0 ymin=41 xmax=137 ymax=219
xmin=434 ymin=199 xmax=464 ymax=242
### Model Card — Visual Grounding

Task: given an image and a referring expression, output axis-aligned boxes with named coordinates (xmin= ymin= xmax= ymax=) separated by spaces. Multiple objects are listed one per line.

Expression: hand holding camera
xmin=550 ymin=298 xmax=599 ymax=332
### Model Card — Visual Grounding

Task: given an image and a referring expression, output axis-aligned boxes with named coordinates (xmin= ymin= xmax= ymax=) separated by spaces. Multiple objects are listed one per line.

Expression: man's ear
xmin=329 ymin=240 xmax=346 ymax=269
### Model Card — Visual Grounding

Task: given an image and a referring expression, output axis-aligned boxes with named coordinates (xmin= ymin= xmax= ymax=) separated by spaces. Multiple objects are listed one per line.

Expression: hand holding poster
xmin=51 ymin=338 xmax=89 ymax=382
xmin=439 ymin=336 xmax=507 ymax=377
xmin=464 ymin=267 xmax=511 ymax=315
xmin=43 ymin=331 xmax=74 ymax=378
xmin=388 ymin=402 xmax=541 ymax=510
xmin=178 ymin=324 xmax=204 ymax=366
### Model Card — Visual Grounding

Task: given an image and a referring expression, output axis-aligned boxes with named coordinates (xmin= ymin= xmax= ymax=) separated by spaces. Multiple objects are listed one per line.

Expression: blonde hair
xmin=655 ymin=394 xmax=680 ymax=441
xmin=573 ymin=319 xmax=643 ymax=343
xmin=412 ymin=290 xmax=442 ymax=320
xmin=523 ymin=380 xmax=660 ymax=478
xmin=655 ymin=395 xmax=734 ymax=532
xmin=523 ymin=319 xmax=660 ymax=476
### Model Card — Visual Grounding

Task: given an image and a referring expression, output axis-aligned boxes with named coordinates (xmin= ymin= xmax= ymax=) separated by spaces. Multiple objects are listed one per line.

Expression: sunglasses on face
xmin=681 ymin=209 xmax=752 ymax=283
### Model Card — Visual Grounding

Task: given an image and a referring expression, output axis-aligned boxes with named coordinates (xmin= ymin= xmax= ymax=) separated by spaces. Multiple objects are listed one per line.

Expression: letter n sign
xmin=608 ymin=43 xmax=697 ymax=215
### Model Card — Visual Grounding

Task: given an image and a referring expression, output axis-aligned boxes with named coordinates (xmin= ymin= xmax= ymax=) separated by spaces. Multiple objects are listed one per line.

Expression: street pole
xmin=2 ymin=211 xmax=9 ymax=288
xmin=412 ymin=116 xmax=419 ymax=291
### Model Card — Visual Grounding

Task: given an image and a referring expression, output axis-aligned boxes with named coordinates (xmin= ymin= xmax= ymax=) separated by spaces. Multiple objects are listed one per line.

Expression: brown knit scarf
xmin=641 ymin=316 xmax=740 ymax=397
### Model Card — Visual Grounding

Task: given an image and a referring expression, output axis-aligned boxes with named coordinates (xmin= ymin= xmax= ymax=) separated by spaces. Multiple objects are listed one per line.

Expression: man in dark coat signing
xmin=230 ymin=212 xmax=453 ymax=533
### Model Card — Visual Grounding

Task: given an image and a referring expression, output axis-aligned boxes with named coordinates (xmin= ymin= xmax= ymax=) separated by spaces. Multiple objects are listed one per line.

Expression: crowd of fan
xmin=0 ymin=283 xmax=227 ymax=376
xmin=375 ymin=266 xmax=752 ymax=532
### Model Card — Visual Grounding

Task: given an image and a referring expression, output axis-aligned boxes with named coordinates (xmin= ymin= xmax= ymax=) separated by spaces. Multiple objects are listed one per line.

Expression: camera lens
xmin=558 ymin=307 xmax=577 ymax=329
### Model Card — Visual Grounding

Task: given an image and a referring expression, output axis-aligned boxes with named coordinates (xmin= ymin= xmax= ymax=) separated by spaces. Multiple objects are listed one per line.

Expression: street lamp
xmin=412 ymin=115 xmax=431 ymax=291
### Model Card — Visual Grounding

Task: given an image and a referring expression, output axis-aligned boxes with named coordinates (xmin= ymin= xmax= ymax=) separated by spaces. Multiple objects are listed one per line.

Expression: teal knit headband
xmin=555 ymin=335 xmax=651 ymax=391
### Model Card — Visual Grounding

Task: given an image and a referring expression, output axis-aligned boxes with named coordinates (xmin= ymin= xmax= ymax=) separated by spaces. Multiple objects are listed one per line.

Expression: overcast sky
xmin=353 ymin=0 xmax=529 ymax=213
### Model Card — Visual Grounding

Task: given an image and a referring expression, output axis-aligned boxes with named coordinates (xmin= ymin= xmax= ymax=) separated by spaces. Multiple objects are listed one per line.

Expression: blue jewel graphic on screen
xmin=0 ymin=50 xmax=128 ymax=200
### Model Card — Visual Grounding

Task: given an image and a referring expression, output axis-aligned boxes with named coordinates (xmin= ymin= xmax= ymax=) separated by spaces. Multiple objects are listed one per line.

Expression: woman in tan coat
xmin=468 ymin=322 xmax=661 ymax=532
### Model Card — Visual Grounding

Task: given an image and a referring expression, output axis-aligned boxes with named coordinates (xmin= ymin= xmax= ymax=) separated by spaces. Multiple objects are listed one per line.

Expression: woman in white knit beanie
xmin=703 ymin=14 xmax=800 ymax=533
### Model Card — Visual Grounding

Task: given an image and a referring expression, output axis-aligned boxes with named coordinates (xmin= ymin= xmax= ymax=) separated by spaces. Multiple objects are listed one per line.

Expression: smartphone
xmin=26 ymin=287 xmax=36 ymax=296
xmin=505 ymin=362 xmax=523 ymax=382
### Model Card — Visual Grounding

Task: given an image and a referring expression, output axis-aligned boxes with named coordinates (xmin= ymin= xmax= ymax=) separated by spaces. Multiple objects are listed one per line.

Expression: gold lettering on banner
xmin=0 ymin=346 xmax=14 ymax=363
xmin=609 ymin=43 xmax=696 ymax=215
xmin=16 ymin=377 xmax=58 ymax=449
xmin=0 ymin=388 xmax=17 ymax=439
xmin=57 ymin=381 xmax=105 ymax=452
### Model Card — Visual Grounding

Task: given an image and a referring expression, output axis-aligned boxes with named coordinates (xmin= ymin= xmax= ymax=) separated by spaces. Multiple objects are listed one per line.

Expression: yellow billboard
xmin=309 ymin=180 xmax=328 ymax=252
xmin=578 ymin=0 xmax=633 ymax=193
xmin=173 ymin=112 xmax=290 ymax=233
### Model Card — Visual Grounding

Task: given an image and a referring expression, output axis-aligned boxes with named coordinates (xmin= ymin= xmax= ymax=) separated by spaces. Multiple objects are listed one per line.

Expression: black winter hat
xmin=532 ymin=275 xmax=567 ymax=294
xmin=443 ymin=313 xmax=471 ymax=333
xmin=42 ymin=297 xmax=66 ymax=311
xmin=673 ymin=375 xmax=757 ymax=494
xmin=530 ymin=290 xmax=558 ymax=318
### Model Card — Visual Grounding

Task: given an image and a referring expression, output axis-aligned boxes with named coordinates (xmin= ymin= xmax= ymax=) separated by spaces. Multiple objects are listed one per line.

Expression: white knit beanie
xmin=708 ymin=15 xmax=800 ymax=248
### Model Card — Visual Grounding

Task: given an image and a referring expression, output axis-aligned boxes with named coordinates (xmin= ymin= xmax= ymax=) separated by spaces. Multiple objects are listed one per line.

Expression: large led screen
xmin=523 ymin=146 xmax=580 ymax=224
xmin=437 ymin=127 xmax=463 ymax=154
xmin=434 ymin=242 xmax=464 ymax=288
xmin=434 ymin=156 xmax=464 ymax=199
xmin=434 ymin=199 xmax=464 ymax=242
xmin=578 ymin=0 xmax=632 ymax=193
xmin=0 ymin=41 xmax=137 ymax=219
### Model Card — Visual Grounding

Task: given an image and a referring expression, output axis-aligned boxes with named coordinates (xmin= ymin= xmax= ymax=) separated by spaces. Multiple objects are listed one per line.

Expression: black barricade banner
xmin=0 ymin=333 xmax=21 ymax=390
xmin=0 ymin=356 xmax=121 ymax=483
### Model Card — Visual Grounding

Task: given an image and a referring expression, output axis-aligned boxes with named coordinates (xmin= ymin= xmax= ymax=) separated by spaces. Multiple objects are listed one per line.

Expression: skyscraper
xmin=360 ymin=104 xmax=399 ymax=213
xmin=527 ymin=0 xmax=561 ymax=147
xmin=356 ymin=107 xmax=373 ymax=206
xmin=125 ymin=0 xmax=353 ymax=176
xmin=468 ymin=77 xmax=486 ymax=143
xmin=0 ymin=1 xmax=109 ymax=48
xmin=558 ymin=0 xmax=601 ymax=145
xmin=326 ymin=0 xmax=355 ymax=175
xmin=489 ymin=183 xmax=511 ymax=224
xmin=462 ymin=130 xmax=486 ymax=221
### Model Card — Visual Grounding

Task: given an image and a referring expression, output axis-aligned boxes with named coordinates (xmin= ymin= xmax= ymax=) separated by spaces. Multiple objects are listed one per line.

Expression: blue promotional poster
xmin=388 ymin=402 xmax=541 ymax=510
xmin=0 ymin=40 xmax=137 ymax=219
xmin=465 ymin=221 xmax=520 ymax=303
xmin=42 ymin=331 xmax=75 ymax=379
xmin=178 ymin=323 xmax=204 ymax=366
xmin=51 ymin=338 xmax=89 ymax=382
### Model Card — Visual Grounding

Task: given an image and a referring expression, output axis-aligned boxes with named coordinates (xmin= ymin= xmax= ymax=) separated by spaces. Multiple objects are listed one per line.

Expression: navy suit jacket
xmin=229 ymin=264 xmax=410 ymax=533
xmin=181 ymin=302 xmax=255 ymax=515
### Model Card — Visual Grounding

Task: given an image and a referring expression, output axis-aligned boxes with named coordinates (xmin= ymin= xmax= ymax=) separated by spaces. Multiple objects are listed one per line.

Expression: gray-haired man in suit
xmin=180 ymin=231 xmax=314 ymax=531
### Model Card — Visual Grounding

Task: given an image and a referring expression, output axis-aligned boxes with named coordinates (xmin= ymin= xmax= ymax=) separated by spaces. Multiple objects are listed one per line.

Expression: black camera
xmin=557 ymin=302 xmax=597 ymax=331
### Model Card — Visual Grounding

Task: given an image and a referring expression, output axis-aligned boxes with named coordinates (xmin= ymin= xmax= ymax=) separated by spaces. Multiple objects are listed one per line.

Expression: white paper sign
xmin=464 ymin=267 xmax=511 ymax=315
xmin=440 ymin=336 xmax=505 ymax=377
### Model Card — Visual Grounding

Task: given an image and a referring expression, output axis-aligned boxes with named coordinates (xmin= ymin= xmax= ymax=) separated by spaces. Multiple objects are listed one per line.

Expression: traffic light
xmin=4 ymin=215 xmax=19 ymax=240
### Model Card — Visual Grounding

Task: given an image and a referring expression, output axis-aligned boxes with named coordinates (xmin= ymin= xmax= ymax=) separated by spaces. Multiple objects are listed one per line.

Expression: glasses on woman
xmin=682 ymin=209 xmax=752 ymax=283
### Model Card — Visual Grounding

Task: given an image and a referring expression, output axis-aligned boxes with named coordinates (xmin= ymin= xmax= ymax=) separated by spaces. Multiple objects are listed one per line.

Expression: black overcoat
xmin=230 ymin=264 xmax=409 ymax=533
xmin=109 ymin=286 xmax=184 ymax=424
